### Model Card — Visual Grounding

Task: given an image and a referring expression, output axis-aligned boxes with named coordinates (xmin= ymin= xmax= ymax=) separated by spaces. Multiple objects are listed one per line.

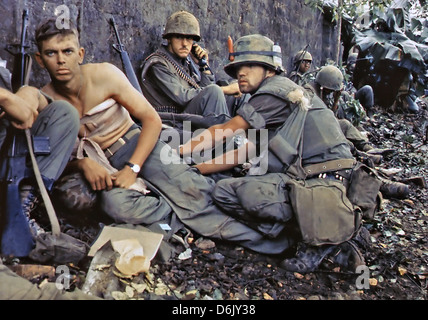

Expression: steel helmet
xmin=224 ymin=34 xmax=284 ymax=78
xmin=294 ymin=50 xmax=312 ymax=64
xmin=315 ymin=65 xmax=344 ymax=91
xmin=162 ymin=11 xmax=201 ymax=41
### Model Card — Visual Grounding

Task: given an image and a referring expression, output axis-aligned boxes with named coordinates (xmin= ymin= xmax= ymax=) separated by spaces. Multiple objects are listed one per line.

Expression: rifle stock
xmin=0 ymin=133 xmax=35 ymax=256
xmin=109 ymin=17 xmax=142 ymax=93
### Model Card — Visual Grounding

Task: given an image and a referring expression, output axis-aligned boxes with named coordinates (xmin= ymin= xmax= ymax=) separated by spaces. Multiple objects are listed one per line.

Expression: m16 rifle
xmin=109 ymin=16 xmax=142 ymax=93
xmin=0 ymin=8 xmax=35 ymax=257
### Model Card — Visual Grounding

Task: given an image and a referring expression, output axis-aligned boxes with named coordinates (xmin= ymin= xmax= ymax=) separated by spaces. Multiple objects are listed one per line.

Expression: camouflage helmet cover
xmin=315 ymin=65 xmax=344 ymax=91
xmin=162 ymin=10 xmax=201 ymax=41
xmin=224 ymin=34 xmax=284 ymax=78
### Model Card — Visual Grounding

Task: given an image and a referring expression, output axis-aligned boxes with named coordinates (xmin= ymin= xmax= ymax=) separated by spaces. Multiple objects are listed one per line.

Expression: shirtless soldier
xmin=33 ymin=19 xmax=289 ymax=256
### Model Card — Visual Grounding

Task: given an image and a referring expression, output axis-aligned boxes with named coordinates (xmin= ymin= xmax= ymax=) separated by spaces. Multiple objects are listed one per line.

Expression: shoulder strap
xmin=25 ymin=129 xmax=61 ymax=236
xmin=267 ymin=104 xmax=308 ymax=174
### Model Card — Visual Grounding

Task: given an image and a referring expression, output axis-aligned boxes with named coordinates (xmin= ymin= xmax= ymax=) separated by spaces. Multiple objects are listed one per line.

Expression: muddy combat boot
xmin=327 ymin=240 xmax=366 ymax=272
xmin=20 ymin=185 xmax=45 ymax=238
xmin=366 ymin=148 xmax=396 ymax=157
xmin=379 ymin=178 xmax=410 ymax=199
xmin=355 ymin=149 xmax=382 ymax=166
xmin=279 ymin=243 xmax=335 ymax=273
xmin=325 ymin=226 xmax=372 ymax=272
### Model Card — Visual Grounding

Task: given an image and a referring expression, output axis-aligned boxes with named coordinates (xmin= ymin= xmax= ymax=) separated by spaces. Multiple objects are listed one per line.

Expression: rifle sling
xmin=25 ymin=129 xmax=61 ymax=236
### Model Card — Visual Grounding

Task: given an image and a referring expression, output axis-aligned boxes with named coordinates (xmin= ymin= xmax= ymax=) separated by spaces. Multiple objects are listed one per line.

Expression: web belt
xmin=104 ymin=128 xmax=141 ymax=159
xmin=303 ymin=158 xmax=356 ymax=177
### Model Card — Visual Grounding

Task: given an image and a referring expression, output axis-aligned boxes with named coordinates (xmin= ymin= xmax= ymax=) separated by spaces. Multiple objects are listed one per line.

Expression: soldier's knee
xmin=203 ymin=84 xmax=225 ymax=99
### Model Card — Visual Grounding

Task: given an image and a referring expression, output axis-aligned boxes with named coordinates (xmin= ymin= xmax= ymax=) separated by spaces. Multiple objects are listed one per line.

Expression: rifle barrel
xmin=109 ymin=17 xmax=124 ymax=49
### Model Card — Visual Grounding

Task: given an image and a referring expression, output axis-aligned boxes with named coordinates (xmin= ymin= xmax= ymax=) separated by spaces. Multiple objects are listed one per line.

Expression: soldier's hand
xmin=191 ymin=44 xmax=209 ymax=64
xmin=79 ymin=158 xmax=114 ymax=191
xmin=111 ymin=166 xmax=137 ymax=189
xmin=221 ymin=82 xmax=242 ymax=97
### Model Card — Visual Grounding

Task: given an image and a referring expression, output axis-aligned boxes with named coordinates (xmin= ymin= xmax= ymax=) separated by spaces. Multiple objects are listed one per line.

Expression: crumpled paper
xmin=111 ymin=238 xmax=150 ymax=276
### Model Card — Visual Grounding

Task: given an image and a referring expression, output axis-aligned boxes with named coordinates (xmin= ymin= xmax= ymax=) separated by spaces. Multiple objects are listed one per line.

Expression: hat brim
xmin=162 ymin=33 xmax=201 ymax=42
xmin=224 ymin=60 xmax=277 ymax=78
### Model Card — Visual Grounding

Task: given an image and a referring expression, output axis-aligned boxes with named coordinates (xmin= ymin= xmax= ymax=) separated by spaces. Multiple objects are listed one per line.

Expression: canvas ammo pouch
xmin=346 ymin=162 xmax=382 ymax=220
xmin=287 ymin=177 xmax=361 ymax=246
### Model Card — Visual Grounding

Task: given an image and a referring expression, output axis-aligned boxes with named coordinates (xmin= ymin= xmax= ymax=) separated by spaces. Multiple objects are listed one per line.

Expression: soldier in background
xmin=303 ymin=65 xmax=374 ymax=153
xmin=304 ymin=65 xmax=409 ymax=200
xmin=345 ymin=53 xmax=376 ymax=117
xmin=140 ymin=10 xmax=241 ymax=118
xmin=288 ymin=50 xmax=313 ymax=86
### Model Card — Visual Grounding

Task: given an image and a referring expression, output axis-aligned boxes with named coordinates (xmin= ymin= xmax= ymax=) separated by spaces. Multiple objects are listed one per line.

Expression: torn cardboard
xmin=88 ymin=225 xmax=164 ymax=263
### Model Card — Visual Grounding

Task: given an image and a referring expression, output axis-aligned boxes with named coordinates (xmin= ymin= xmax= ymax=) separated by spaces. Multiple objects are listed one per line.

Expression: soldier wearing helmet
xmin=181 ymin=35 xmax=351 ymax=174
xmin=288 ymin=50 xmax=313 ymax=86
xmin=304 ymin=65 xmax=383 ymax=157
xmin=140 ymin=10 xmax=240 ymax=120
xmin=178 ymin=35 xmax=368 ymax=273
xmin=345 ymin=52 xmax=376 ymax=117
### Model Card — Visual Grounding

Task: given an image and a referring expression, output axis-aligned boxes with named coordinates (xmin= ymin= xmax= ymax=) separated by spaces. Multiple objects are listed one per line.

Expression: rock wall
xmin=0 ymin=0 xmax=339 ymax=88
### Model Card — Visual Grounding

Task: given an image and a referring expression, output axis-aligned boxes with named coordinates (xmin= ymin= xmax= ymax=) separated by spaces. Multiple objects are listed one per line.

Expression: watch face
xmin=127 ymin=162 xmax=140 ymax=173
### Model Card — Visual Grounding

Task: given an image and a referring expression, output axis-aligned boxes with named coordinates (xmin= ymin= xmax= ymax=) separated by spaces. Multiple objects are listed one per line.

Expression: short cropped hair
xmin=35 ymin=18 xmax=80 ymax=51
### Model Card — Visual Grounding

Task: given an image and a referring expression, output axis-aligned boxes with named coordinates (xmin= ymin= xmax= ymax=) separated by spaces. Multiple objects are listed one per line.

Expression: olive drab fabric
xmin=346 ymin=162 xmax=383 ymax=219
xmin=0 ymin=260 xmax=101 ymax=300
xmin=224 ymin=34 xmax=284 ymax=78
xmin=213 ymin=74 xmax=366 ymax=246
xmin=250 ymin=76 xmax=353 ymax=175
xmin=213 ymin=173 xmax=294 ymax=239
xmin=287 ymin=178 xmax=361 ymax=246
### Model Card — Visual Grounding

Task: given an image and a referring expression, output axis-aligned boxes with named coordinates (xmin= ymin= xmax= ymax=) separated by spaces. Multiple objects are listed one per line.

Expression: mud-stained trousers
xmin=183 ymin=84 xmax=230 ymax=117
xmin=0 ymin=100 xmax=80 ymax=188
xmin=101 ymin=138 xmax=294 ymax=255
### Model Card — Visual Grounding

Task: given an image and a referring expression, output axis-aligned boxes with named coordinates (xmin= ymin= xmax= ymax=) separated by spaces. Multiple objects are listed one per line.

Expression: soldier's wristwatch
xmin=125 ymin=161 xmax=140 ymax=174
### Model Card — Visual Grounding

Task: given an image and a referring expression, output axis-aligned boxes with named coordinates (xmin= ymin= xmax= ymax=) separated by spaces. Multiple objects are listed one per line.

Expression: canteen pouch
xmin=347 ymin=162 xmax=382 ymax=220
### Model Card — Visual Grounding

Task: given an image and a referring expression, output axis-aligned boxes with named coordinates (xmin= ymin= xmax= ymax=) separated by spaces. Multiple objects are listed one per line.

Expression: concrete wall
xmin=0 ymin=0 xmax=338 ymax=88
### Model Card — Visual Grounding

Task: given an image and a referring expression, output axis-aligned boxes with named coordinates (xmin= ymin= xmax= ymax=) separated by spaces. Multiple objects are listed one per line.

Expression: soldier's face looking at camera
xmin=35 ymin=33 xmax=84 ymax=82
xmin=299 ymin=60 xmax=311 ymax=73
xmin=167 ymin=35 xmax=194 ymax=59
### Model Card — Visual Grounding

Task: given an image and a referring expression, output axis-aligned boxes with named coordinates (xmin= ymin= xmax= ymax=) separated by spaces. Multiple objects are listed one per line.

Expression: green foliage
xmin=304 ymin=0 xmax=425 ymax=26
